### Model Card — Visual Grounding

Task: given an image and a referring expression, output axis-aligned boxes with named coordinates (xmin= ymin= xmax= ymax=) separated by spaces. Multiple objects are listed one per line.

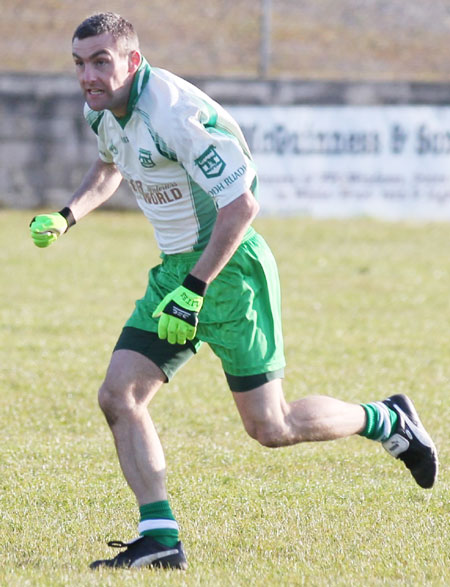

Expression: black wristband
xmin=58 ymin=207 xmax=76 ymax=229
xmin=183 ymin=273 xmax=208 ymax=296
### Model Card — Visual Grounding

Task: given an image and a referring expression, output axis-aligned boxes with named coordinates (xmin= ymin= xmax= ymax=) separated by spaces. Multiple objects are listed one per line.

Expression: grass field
xmin=1 ymin=210 xmax=449 ymax=586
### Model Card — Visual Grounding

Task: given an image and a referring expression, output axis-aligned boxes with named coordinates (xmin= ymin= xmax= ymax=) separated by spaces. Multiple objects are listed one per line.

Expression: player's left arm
xmin=152 ymin=190 xmax=259 ymax=344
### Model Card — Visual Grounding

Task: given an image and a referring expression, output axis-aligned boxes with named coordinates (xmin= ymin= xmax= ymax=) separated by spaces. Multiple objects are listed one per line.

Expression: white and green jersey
xmin=84 ymin=58 xmax=257 ymax=254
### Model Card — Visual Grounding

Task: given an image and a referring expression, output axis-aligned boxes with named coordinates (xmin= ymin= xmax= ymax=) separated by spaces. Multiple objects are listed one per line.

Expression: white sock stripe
xmin=373 ymin=401 xmax=392 ymax=441
xmin=138 ymin=519 xmax=179 ymax=534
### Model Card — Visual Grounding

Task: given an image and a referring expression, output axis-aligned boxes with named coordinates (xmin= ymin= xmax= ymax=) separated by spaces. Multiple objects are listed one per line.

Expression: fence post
xmin=260 ymin=0 xmax=272 ymax=78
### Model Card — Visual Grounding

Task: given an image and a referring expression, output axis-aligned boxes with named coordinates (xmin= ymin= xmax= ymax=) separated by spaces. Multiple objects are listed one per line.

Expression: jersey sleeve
xmin=161 ymin=100 xmax=256 ymax=208
xmin=83 ymin=103 xmax=114 ymax=164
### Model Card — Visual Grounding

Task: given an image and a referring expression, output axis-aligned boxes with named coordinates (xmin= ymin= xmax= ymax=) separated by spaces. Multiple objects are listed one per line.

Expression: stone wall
xmin=2 ymin=73 xmax=450 ymax=209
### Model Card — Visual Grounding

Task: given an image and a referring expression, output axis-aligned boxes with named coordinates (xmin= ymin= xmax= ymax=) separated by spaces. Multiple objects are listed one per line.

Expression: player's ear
xmin=129 ymin=50 xmax=141 ymax=73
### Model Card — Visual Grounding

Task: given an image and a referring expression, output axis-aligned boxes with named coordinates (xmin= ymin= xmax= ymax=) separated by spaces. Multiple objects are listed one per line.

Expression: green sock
xmin=138 ymin=500 xmax=179 ymax=547
xmin=360 ymin=402 xmax=398 ymax=442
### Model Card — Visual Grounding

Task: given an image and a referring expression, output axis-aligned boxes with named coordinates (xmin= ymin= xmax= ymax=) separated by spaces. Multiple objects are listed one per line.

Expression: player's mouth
xmin=87 ymin=89 xmax=104 ymax=96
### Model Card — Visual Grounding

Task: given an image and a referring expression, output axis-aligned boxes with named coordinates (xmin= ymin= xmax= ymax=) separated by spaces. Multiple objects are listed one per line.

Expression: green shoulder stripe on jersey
xmin=137 ymin=108 xmax=179 ymax=161
xmin=200 ymin=100 xmax=218 ymax=129
xmin=115 ymin=58 xmax=152 ymax=129
xmin=153 ymin=134 xmax=178 ymax=161
xmin=214 ymin=122 xmax=252 ymax=160
xmin=205 ymin=125 xmax=253 ymax=162
xmin=85 ymin=108 xmax=104 ymax=135
xmin=197 ymin=98 xmax=252 ymax=161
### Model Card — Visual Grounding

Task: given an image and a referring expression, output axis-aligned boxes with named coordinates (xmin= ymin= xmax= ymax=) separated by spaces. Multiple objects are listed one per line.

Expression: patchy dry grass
xmin=2 ymin=0 xmax=450 ymax=80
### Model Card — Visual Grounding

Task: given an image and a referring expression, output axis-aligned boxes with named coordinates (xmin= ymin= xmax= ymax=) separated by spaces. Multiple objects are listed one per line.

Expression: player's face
xmin=72 ymin=32 xmax=140 ymax=117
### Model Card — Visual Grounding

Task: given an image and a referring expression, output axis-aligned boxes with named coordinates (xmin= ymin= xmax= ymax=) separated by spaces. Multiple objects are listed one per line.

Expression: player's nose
xmin=81 ymin=63 xmax=98 ymax=84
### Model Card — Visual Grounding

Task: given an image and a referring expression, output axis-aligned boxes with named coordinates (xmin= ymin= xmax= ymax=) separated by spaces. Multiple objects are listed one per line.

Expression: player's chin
xmin=85 ymin=93 xmax=108 ymax=111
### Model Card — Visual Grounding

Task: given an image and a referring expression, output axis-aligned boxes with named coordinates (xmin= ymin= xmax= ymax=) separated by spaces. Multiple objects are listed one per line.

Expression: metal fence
xmin=2 ymin=0 xmax=450 ymax=80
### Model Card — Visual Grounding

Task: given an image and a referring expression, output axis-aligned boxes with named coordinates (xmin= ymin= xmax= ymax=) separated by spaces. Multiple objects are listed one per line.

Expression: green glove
xmin=152 ymin=275 xmax=207 ymax=345
xmin=29 ymin=208 xmax=75 ymax=248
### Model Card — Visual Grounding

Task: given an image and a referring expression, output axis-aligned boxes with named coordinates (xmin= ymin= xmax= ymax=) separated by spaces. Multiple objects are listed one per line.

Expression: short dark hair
xmin=72 ymin=12 xmax=139 ymax=50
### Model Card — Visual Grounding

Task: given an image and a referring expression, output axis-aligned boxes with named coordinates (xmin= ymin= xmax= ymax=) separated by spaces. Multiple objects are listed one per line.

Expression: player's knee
xmin=244 ymin=419 xmax=290 ymax=448
xmin=98 ymin=379 xmax=135 ymax=426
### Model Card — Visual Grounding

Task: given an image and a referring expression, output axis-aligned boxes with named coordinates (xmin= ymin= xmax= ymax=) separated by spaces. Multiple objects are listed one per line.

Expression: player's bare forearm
xmin=66 ymin=158 xmax=123 ymax=221
xmin=190 ymin=190 xmax=259 ymax=284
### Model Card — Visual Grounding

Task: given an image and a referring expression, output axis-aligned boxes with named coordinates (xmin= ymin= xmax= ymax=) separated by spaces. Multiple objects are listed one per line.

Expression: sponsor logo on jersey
xmin=129 ymin=179 xmax=183 ymax=205
xmin=139 ymin=148 xmax=156 ymax=168
xmin=108 ymin=143 xmax=119 ymax=155
xmin=195 ymin=145 xmax=226 ymax=178
xmin=208 ymin=163 xmax=247 ymax=197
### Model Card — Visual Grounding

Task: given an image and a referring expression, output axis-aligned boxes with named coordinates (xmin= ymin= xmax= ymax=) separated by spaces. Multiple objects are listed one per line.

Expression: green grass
xmin=1 ymin=210 xmax=449 ymax=586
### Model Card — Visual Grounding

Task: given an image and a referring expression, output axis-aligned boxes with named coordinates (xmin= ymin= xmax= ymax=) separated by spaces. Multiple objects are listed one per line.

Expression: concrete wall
xmin=2 ymin=73 xmax=450 ymax=209
xmin=1 ymin=75 xmax=93 ymax=209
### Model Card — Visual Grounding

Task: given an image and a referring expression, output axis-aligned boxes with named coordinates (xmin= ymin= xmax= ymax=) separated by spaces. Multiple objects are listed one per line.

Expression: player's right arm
xmin=30 ymin=158 xmax=122 ymax=248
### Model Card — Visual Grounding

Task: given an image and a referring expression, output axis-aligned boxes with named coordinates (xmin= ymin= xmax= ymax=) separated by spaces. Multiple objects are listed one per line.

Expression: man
xmin=30 ymin=13 xmax=438 ymax=571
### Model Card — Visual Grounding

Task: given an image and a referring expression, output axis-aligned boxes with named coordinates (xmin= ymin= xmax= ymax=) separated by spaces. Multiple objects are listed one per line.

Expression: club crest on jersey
xmin=195 ymin=145 xmax=226 ymax=178
xmin=139 ymin=148 xmax=156 ymax=168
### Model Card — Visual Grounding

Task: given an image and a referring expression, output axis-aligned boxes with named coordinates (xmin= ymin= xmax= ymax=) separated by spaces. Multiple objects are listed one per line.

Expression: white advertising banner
xmin=228 ymin=106 xmax=450 ymax=220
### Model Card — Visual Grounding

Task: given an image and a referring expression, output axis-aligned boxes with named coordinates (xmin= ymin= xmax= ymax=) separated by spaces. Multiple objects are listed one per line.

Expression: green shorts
xmin=115 ymin=228 xmax=286 ymax=391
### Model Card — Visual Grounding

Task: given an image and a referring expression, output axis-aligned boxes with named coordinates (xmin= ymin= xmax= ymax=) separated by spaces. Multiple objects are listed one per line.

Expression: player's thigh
xmin=101 ymin=348 xmax=166 ymax=406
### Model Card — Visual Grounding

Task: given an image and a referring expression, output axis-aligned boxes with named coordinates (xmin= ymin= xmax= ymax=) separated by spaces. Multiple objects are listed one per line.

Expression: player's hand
xmin=29 ymin=212 xmax=68 ymax=248
xmin=152 ymin=284 xmax=204 ymax=345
